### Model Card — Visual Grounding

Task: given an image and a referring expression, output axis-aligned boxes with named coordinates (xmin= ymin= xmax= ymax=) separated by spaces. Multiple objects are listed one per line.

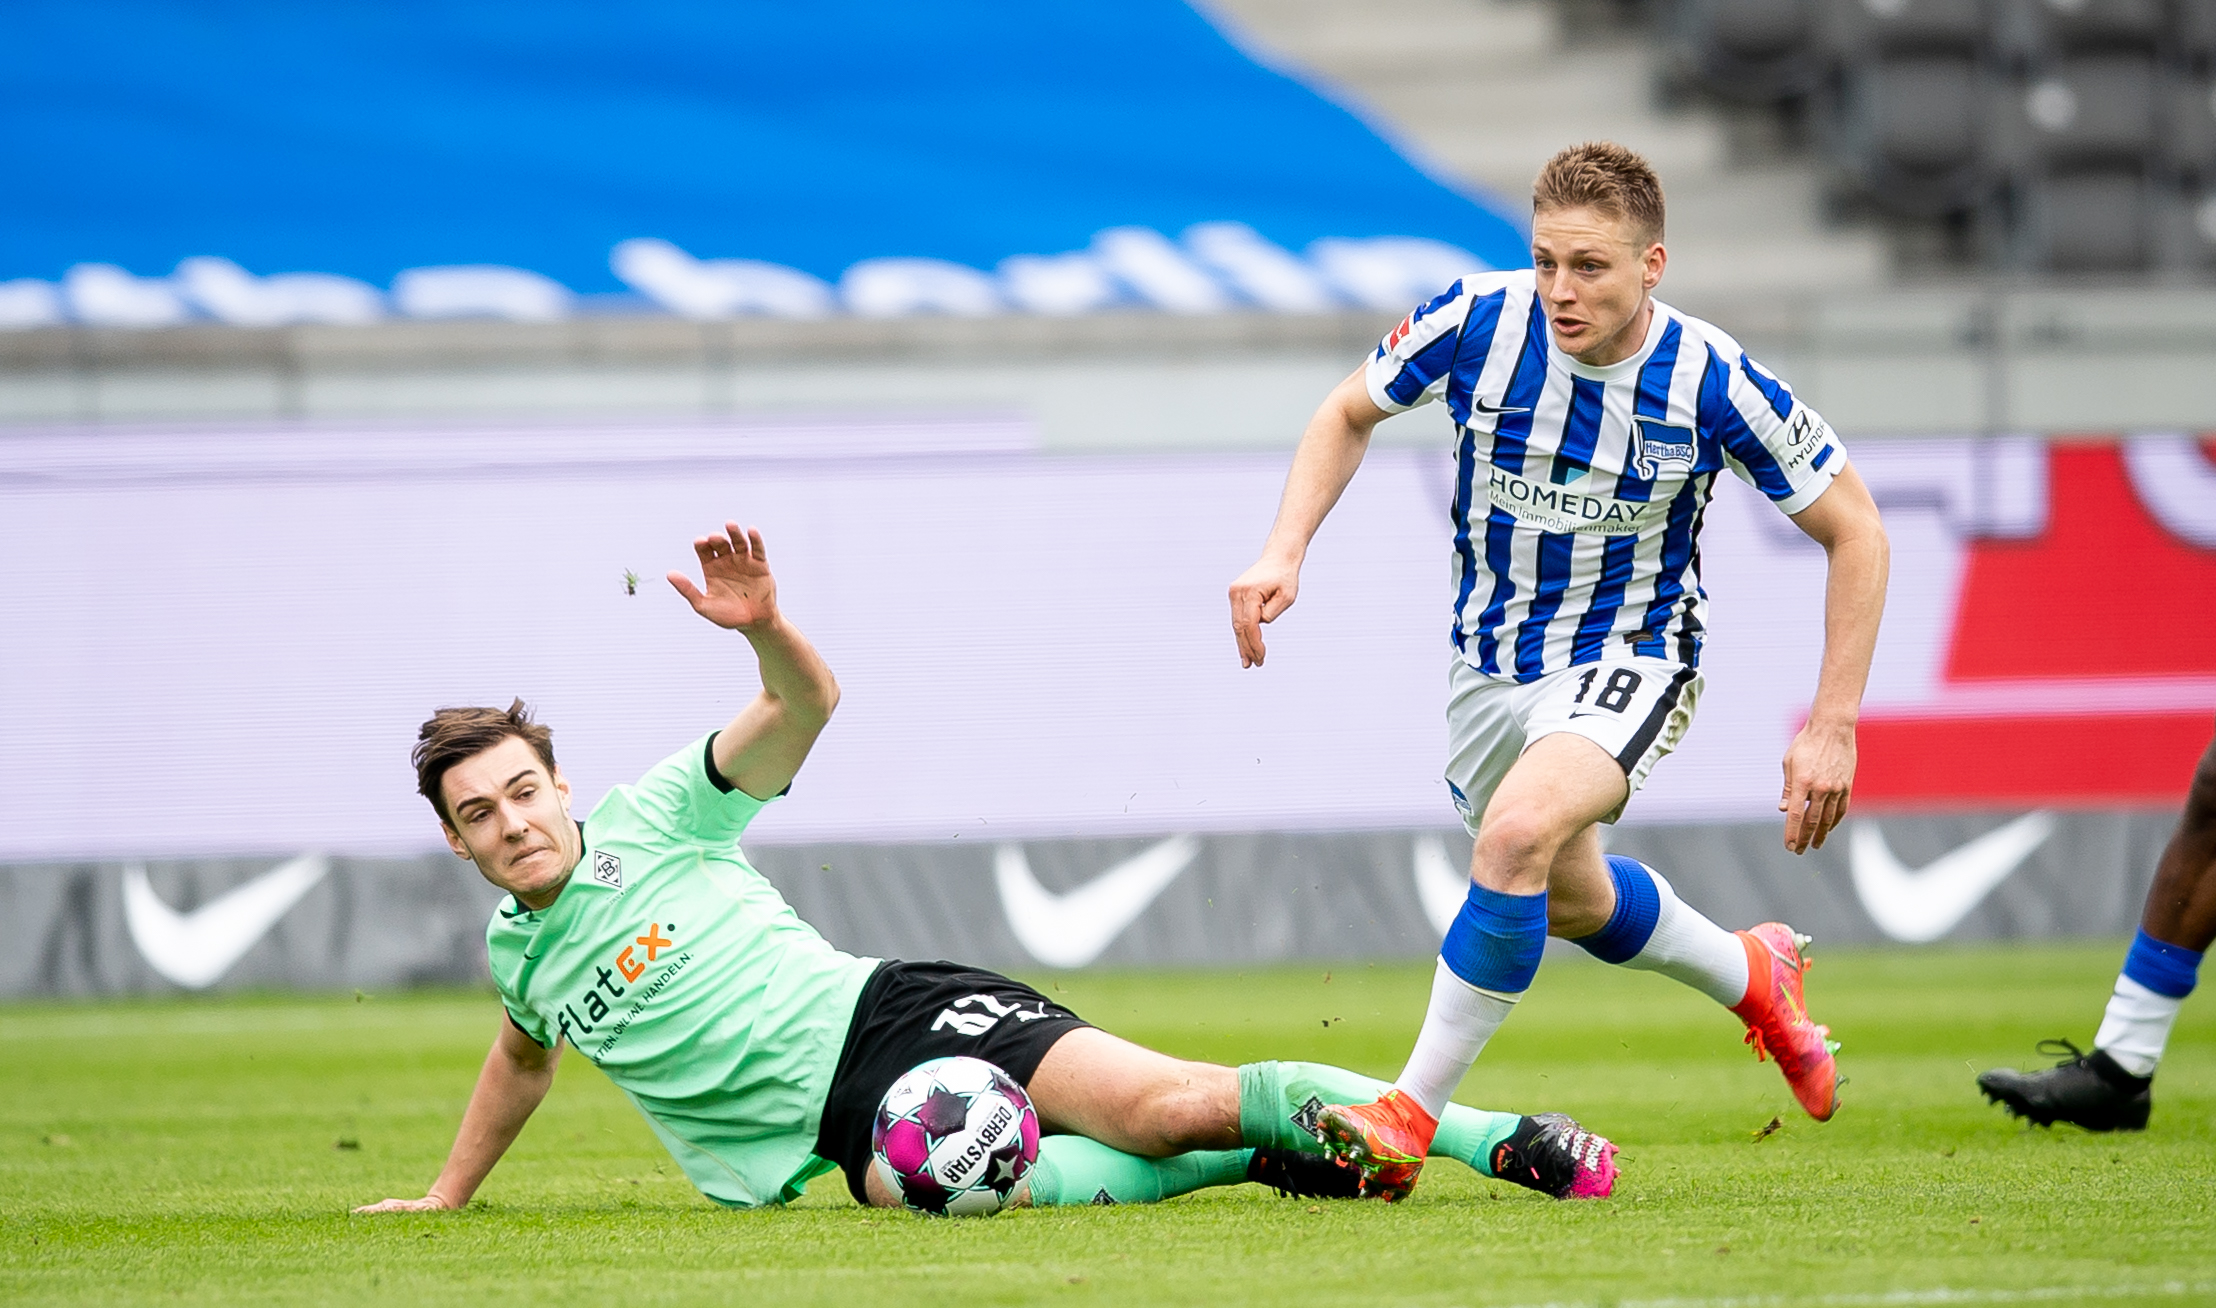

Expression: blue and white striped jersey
xmin=1366 ymin=269 xmax=1844 ymax=683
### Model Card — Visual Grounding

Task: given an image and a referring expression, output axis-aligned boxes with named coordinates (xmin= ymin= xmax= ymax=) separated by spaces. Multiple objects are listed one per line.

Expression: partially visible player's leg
xmin=2101 ymin=735 xmax=2216 ymax=1071
xmin=1550 ymin=830 xmax=1747 ymax=1006
xmin=1022 ymin=1030 xmax=1617 ymax=1203
xmin=1392 ymin=732 xmax=1627 ymax=1118
xmin=859 ymin=1135 xmax=1343 ymax=1208
xmin=1563 ymin=844 xmax=1837 ymax=1119
xmin=836 ymin=964 xmax=1617 ymax=1209
xmin=1026 ymin=1026 xmax=1240 ymax=1156
xmin=1522 ymin=661 xmax=1838 ymax=1121
xmin=1981 ymin=731 xmax=2216 ymax=1129
xmin=1315 ymin=731 xmax=1626 ymax=1199
xmin=1241 ymin=1059 xmax=1616 ymax=1200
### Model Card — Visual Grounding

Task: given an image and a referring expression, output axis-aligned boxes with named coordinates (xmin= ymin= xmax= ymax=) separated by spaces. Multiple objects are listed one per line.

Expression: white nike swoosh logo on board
xmin=1849 ymin=814 xmax=2054 ymax=943
xmin=994 ymin=836 xmax=1199 ymax=968
xmin=1413 ymin=836 xmax=1468 ymax=936
xmin=121 ymin=853 xmax=329 ymax=989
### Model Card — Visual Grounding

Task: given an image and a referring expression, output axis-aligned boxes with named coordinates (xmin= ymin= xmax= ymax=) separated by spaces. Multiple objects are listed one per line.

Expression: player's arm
xmin=1228 ymin=367 xmax=1391 ymax=667
xmin=667 ymin=522 xmax=840 ymax=801
xmin=1779 ymin=462 xmax=1889 ymax=855
xmin=352 ymin=1016 xmax=559 ymax=1213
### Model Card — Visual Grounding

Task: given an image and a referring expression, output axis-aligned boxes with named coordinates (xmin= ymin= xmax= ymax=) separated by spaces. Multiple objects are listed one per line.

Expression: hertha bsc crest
xmin=591 ymin=850 xmax=623 ymax=889
xmin=1631 ymin=419 xmax=1695 ymax=480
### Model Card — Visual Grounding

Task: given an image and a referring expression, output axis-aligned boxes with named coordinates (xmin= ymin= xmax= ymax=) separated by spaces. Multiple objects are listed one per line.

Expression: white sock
xmin=1391 ymin=958 xmax=1521 ymax=1120
xmin=2095 ymin=974 xmax=2181 ymax=1078
xmin=1619 ymin=869 xmax=1750 ymax=1007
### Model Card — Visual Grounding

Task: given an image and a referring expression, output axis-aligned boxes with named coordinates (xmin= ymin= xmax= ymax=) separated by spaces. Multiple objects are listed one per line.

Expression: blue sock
xmin=2122 ymin=929 xmax=2204 ymax=999
xmin=1440 ymin=881 xmax=1548 ymax=992
xmin=1572 ymin=856 xmax=1663 ymax=965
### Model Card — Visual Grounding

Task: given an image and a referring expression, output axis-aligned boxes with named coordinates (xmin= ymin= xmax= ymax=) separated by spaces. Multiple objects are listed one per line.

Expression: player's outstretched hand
xmin=351 ymin=1194 xmax=457 ymax=1213
xmin=1779 ymin=719 xmax=1856 ymax=854
xmin=668 ymin=523 xmax=779 ymax=632
xmin=1229 ymin=556 xmax=1300 ymax=668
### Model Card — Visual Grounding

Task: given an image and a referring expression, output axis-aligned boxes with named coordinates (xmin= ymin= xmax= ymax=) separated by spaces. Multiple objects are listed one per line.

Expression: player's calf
xmin=1027 ymin=1028 xmax=1241 ymax=1157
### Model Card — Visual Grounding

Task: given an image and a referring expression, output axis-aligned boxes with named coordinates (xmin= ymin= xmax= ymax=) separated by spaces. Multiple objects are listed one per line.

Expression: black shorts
xmin=815 ymin=960 xmax=1090 ymax=1203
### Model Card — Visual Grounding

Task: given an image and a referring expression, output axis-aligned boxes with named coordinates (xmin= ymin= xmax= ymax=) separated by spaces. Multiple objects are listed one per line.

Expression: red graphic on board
xmin=1856 ymin=441 xmax=2216 ymax=809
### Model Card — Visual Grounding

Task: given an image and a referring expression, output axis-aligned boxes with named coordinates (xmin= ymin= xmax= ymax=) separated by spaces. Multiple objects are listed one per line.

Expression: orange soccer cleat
xmin=1730 ymin=922 xmax=1840 ymax=1121
xmin=1312 ymin=1089 xmax=1438 ymax=1202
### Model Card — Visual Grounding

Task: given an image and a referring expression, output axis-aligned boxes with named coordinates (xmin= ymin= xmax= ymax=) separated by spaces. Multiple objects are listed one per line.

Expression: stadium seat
xmin=1665 ymin=0 xmax=1820 ymax=102
xmin=2181 ymin=0 xmax=2216 ymax=68
xmin=1823 ymin=54 xmax=1988 ymax=215
xmin=1992 ymin=55 xmax=2159 ymax=169
xmin=2164 ymin=74 xmax=2216 ymax=178
xmin=2012 ymin=167 xmax=2152 ymax=268
xmin=2192 ymin=182 xmax=2216 ymax=261
xmin=2155 ymin=180 xmax=2216 ymax=265
xmin=1819 ymin=0 xmax=1985 ymax=62
xmin=1995 ymin=0 xmax=2167 ymax=65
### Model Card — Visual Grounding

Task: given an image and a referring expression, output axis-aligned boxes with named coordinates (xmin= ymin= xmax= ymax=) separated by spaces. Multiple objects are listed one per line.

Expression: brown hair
xmin=1532 ymin=142 xmax=1666 ymax=247
xmin=413 ymin=698 xmax=557 ymax=824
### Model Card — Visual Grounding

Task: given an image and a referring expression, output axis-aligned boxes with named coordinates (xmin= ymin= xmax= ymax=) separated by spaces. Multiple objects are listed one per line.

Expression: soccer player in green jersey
xmin=355 ymin=522 xmax=1620 ymax=1215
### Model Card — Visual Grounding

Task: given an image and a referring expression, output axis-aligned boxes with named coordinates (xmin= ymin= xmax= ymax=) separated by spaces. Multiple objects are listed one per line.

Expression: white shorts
xmin=1444 ymin=655 xmax=1703 ymax=837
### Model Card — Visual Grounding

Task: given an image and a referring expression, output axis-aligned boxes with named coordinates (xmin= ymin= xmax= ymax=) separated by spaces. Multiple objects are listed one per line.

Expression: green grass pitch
xmin=5 ymin=941 xmax=2214 ymax=1306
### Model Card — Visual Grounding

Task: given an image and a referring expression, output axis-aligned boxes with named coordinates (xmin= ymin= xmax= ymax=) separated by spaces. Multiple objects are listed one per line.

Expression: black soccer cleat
xmin=1246 ymin=1147 xmax=1365 ymax=1200
xmin=1977 ymin=1039 xmax=2152 ymax=1132
xmin=1488 ymin=1113 xmax=1619 ymax=1199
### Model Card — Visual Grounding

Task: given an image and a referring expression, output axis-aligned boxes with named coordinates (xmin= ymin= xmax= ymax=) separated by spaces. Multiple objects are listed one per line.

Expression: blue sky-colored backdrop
xmin=3 ymin=0 xmax=1527 ymax=291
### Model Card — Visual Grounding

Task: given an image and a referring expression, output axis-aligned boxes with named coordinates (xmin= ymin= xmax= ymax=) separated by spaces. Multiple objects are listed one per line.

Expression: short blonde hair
xmin=1533 ymin=142 xmax=1665 ymax=247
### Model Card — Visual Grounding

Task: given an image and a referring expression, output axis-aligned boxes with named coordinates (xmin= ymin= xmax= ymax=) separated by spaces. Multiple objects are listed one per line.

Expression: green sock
xmin=1025 ymin=1135 xmax=1253 ymax=1207
xmin=1236 ymin=1061 xmax=1521 ymax=1177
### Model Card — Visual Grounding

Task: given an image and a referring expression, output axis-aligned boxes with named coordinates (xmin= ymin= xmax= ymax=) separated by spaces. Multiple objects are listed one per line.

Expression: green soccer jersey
xmin=484 ymin=733 xmax=879 ymax=1208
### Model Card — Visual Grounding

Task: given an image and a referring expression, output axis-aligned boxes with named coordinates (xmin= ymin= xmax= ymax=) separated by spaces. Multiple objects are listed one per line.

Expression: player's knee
xmin=1473 ymin=809 xmax=1563 ymax=881
xmin=862 ymin=1162 xmax=904 ymax=1208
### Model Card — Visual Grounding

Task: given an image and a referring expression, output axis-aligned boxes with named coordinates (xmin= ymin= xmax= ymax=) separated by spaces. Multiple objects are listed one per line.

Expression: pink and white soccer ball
xmin=871 ymin=1055 xmax=1040 ymax=1216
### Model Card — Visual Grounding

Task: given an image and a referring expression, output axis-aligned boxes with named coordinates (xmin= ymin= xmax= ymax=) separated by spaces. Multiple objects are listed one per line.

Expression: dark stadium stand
xmin=1663 ymin=0 xmax=2216 ymax=272
xmin=1666 ymin=0 xmax=1826 ymax=102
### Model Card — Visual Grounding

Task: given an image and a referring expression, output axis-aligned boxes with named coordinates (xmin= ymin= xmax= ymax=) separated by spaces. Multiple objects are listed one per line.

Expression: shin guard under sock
xmin=1576 ymin=856 xmax=1749 ymax=1006
xmin=1393 ymin=881 xmax=1546 ymax=1119
xmin=1237 ymin=1060 xmax=1521 ymax=1177
xmin=1024 ymin=1136 xmax=1251 ymax=1207
xmin=2097 ymin=929 xmax=2204 ymax=1076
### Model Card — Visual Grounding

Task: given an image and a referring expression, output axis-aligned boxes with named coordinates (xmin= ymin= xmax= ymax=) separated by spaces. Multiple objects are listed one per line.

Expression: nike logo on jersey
xmin=121 ymin=854 xmax=328 ymax=989
xmin=1849 ymin=813 xmax=2056 ymax=943
xmin=994 ymin=835 xmax=1200 ymax=968
xmin=1471 ymin=395 xmax=1532 ymax=417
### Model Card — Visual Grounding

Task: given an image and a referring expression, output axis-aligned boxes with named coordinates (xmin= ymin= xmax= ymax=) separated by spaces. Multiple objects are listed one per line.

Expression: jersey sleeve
xmin=505 ymin=1006 xmax=553 ymax=1049
xmin=1713 ymin=351 xmax=1845 ymax=515
xmin=483 ymin=912 xmax=557 ymax=1046
xmin=1363 ymin=279 xmax=1480 ymax=414
xmin=622 ymin=732 xmax=772 ymax=848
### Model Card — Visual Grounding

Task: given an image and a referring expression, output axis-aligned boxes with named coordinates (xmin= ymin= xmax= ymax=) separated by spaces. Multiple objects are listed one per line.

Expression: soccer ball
xmin=871 ymin=1055 xmax=1040 ymax=1216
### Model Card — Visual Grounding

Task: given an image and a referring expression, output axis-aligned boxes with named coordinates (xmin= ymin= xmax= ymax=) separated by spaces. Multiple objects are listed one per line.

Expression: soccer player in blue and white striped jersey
xmin=1229 ymin=143 xmax=1891 ymax=1199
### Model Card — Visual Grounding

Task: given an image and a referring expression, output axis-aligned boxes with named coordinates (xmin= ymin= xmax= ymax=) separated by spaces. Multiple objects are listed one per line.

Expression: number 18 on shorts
xmin=1444 ymin=655 xmax=1703 ymax=834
